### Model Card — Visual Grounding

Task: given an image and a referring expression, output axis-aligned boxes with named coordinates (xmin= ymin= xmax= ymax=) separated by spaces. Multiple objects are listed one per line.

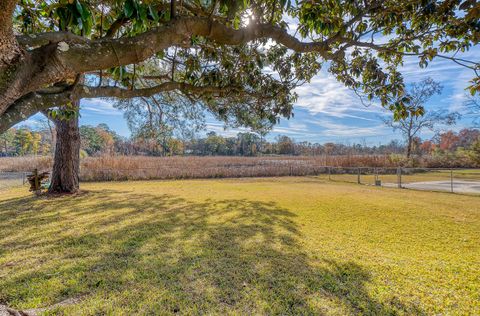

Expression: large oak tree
xmin=1 ymin=0 xmax=479 ymax=192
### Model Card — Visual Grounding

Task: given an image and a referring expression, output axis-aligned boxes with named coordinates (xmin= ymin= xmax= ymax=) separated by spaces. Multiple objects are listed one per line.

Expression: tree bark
xmin=0 ymin=0 xmax=21 ymax=66
xmin=406 ymin=136 xmax=412 ymax=159
xmin=48 ymin=102 xmax=81 ymax=194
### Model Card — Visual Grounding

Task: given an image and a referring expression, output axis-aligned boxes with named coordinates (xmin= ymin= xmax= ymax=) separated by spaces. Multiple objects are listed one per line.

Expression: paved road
xmin=384 ymin=180 xmax=480 ymax=194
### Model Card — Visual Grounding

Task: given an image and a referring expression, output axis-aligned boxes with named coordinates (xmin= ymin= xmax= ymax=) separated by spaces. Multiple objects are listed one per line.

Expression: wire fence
xmin=1 ymin=166 xmax=479 ymax=194
xmin=320 ymin=167 xmax=480 ymax=194
xmin=77 ymin=165 xmax=480 ymax=194
xmin=0 ymin=172 xmax=27 ymax=191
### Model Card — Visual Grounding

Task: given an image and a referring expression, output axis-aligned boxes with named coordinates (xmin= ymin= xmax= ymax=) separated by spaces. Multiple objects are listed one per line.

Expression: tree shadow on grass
xmin=0 ymin=190 xmax=425 ymax=315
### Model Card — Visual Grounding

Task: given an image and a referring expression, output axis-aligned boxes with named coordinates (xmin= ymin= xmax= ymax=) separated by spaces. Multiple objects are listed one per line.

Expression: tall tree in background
xmin=466 ymin=95 xmax=480 ymax=126
xmin=276 ymin=135 xmax=295 ymax=155
xmin=204 ymin=132 xmax=227 ymax=155
xmin=467 ymin=138 xmax=480 ymax=164
xmin=0 ymin=129 xmax=15 ymax=155
xmin=14 ymin=128 xmax=33 ymax=156
xmin=80 ymin=124 xmax=120 ymax=156
xmin=383 ymin=78 xmax=460 ymax=158
xmin=31 ymin=132 xmax=41 ymax=156
xmin=236 ymin=133 xmax=263 ymax=156
xmin=1 ymin=0 xmax=479 ymax=193
xmin=117 ymin=92 xmax=205 ymax=156
xmin=0 ymin=127 xmax=52 ymax=156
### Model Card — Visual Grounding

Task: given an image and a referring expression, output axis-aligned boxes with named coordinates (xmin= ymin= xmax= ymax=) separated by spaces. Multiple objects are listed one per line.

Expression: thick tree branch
xmin=0 ymin=79 xmax=267 ymax=134
xmin=17 ymin=32 xmax=89 ymax=48
xmin=79 ymin=82 xmax=259 ymax=99
xmin=25 ymin=17 xmax=332 ymax=75
xmin=0 ymin=92 xmax=70 ymax=133
xmin=0 ymin=0 xmax=20 ymax=65
xmin=0 ymin=43 xmax=76 ymax=117
xmin=86 ymin=72 xmax=171 ymax=82
xmin=105 ymin=16 xmax=129 ymax=38
xmin=3 ymin=11 xmax=477 ymax=130
xmin=2 ymin=16 xmax=331 ymax=118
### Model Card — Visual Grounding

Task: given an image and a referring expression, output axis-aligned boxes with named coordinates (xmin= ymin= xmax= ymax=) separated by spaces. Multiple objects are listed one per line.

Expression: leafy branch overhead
xmin=0 ymin=0 xmax=479 ymax=133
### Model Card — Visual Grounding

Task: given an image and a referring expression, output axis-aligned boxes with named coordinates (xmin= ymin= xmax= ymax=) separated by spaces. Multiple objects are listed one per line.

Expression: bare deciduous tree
xmin=383 ymin=78 xmax=460 ymax=158
xmin=465 ymin=95 xmax=480 ymax=126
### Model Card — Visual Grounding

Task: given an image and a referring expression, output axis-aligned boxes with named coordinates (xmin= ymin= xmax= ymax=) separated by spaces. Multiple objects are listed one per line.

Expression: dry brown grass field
xmin=1 ymin=157 xmax=479 ymax=191
xmin=0 ymin=155 xmax=393 ymax=181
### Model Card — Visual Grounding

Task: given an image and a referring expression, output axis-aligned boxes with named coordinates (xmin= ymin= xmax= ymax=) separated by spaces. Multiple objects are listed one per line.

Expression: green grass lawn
xmin=0 ymin=177 xmax=479 ymax=315
xmin=0 ymin=178 xmax=24 ymax=191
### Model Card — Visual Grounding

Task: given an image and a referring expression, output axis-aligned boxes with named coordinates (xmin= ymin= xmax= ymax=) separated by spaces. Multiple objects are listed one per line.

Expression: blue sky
xmin=22 ymin=46 xmax=479 ymax=146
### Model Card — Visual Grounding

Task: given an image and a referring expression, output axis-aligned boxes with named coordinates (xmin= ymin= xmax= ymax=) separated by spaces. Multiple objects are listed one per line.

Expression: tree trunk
xmin=48 ymin=104 xmax=80 ymax=194
xmin=406 ymin=136 xmax=412 ymax=159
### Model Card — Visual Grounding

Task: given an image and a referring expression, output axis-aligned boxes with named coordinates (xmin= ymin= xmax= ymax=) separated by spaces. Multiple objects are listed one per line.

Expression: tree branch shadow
xmin=0 ymin=190 xmax=424 ymax=315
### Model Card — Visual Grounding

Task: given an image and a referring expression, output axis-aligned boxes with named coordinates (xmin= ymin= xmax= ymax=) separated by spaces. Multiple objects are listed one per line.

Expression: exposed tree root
xmin=0 ymin=296 xmax=84 ymax=316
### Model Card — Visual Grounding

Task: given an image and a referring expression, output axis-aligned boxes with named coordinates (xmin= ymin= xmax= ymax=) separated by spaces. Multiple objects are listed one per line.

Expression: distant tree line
xmin=185 ymin=132 xmax=407 ymax=157
xmin=0 ymin=127 xmax=51 ymax=157
xmin=417 ymin=129 xmax=480 ymax=166
xmin=2 ymin=123 xmax=479 ymax=167
xmin=0 ymin=124 xmax=404 ymax=158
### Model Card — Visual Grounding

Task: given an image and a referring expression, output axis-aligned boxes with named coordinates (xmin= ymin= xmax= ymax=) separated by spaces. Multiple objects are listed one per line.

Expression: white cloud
xmin=294 ymin=71 xmax=384 ymax=118
xmin=287 ymin=121 xmax=308 ymax=131
xmin=204 ymin=122 xmax=250 ymax=137
xmin=81 ymin=99 xmax=123 ymax=116
xmin=302 ymin=117 xmax=389 ymax=137
xmin=17 ymin=117 xmax=43 ymax=129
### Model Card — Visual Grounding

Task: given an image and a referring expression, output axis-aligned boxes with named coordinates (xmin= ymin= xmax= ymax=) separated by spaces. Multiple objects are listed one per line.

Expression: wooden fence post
xmin=397 ymin=167 xmax=402 ymax=188
xmin=34 ymin=169 xmax=39 ymax=191
xmin=450 ymin=168 xmax=454 ymax=193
